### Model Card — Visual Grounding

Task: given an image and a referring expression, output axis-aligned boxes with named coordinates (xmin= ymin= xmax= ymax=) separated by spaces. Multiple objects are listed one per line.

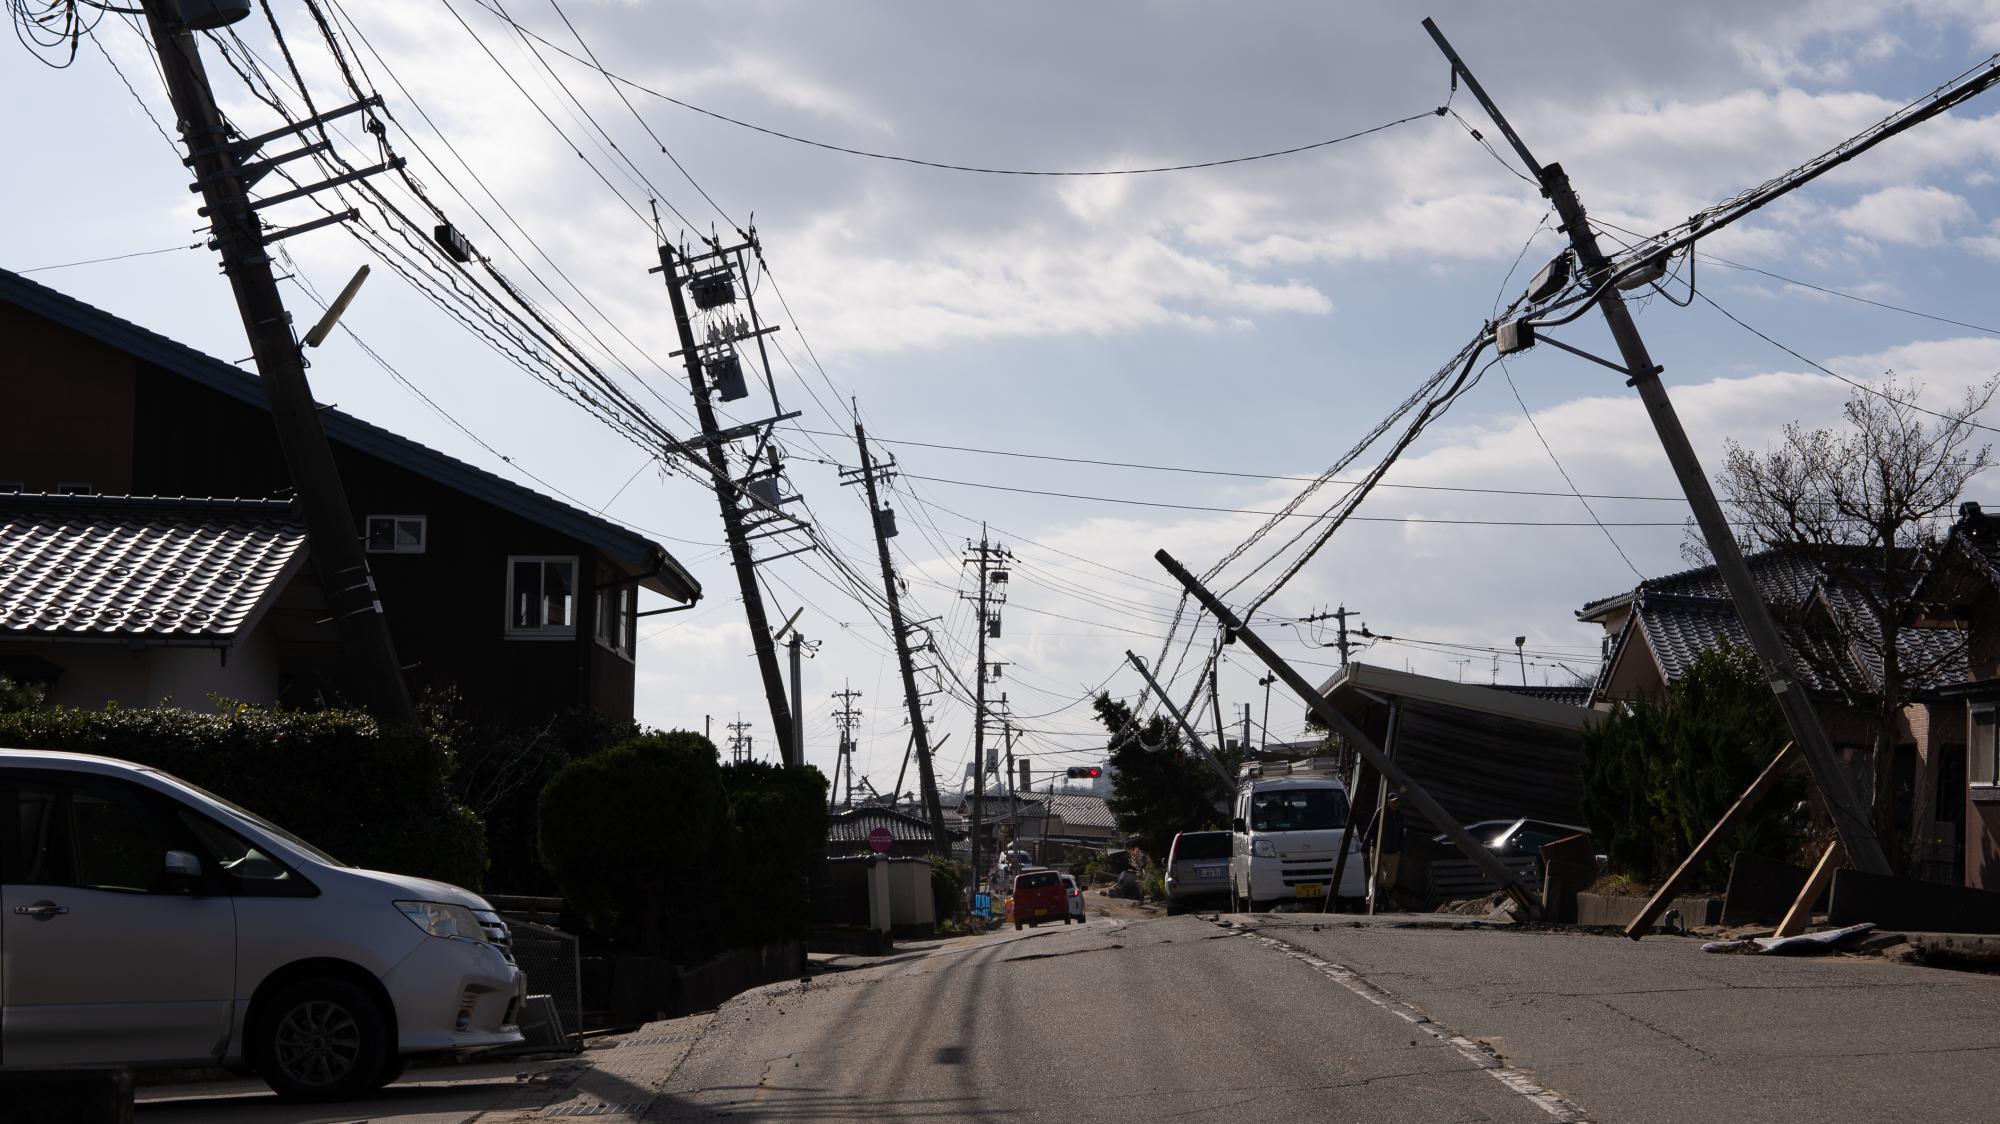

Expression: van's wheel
xmin=1014 ymin=921 xmax=1023 ymax=931
xmin=249 ymin=977 xmax=390 ymax=1103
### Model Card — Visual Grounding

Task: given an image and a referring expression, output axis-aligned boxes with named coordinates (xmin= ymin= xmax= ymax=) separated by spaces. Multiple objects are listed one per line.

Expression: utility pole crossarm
xmin=1422 ymin=18 xmax=1891 ymax=876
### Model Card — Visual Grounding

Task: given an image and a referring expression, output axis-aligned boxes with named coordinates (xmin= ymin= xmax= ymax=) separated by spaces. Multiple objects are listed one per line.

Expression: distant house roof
xmin=0 ymin=493 xmax=307 ymax=645
xmin=1584 ymin=545 xmax=1965 ymax=703
xmin=1041 ymin=791 xmax=1115 ymax=830
xmin=0 ymin=268 xmax=699 ymax=603
xmin=827 ymin=806 xmax=951 ymax=846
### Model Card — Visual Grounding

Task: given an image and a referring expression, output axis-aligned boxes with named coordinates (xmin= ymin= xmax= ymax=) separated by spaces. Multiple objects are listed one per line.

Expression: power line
xmin=1497 ymin=358 xmax=1646 ymax=579
xmin=16 ymin=240 xmax=202 ymax=273
xmin=463 ymin=1 xmax=1445 ymax=177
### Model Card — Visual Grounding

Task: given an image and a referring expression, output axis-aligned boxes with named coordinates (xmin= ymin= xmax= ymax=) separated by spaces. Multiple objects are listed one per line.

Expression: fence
xmin=508 ymin=920 xmax=583 ymax=1049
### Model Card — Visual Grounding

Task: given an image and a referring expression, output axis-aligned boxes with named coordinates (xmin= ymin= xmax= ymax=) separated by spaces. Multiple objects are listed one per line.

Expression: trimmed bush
xmin=0 ymin=701 xmax=485 ymax=888
xmin=928 ymin=854 xmax=966 ymax=921
xmin=718 ymin=760 xmax=828 ymax=947
xmin=537 ymin=730 xmax=727 ymax=958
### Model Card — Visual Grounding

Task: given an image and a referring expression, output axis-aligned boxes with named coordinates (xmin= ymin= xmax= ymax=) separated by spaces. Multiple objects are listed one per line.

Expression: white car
xmin=1060 ymin=873 xmax=1085 ymax=921
xmin=1 ymin=749 xmax=525 ymax=1101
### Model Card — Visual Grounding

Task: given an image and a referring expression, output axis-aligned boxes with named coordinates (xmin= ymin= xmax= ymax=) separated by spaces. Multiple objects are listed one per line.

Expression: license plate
xmin=1198 ymin=867 xmax=1224 ymax=879
xmin=1294 ymin=882 xmax=1324 ymax=899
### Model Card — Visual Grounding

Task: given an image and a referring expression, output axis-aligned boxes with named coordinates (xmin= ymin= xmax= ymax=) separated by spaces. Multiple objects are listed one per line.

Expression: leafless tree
xmin=1696 ymin=373 xmax=1997 ymax=861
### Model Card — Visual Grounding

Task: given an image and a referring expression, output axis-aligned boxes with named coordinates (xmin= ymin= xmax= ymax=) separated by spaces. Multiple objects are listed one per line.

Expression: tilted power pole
xmin=137 ymin=0 xmax=411 ymax=723
xmin=1423 ymin=18 xmax=1889 ymax=874
xmin=832 ymin=683 xmax=863 ymax=809
xmin=655 ymin=242 xmax=793 ymax=754
xmin=842 ymin=423 xmax=949 ymax=850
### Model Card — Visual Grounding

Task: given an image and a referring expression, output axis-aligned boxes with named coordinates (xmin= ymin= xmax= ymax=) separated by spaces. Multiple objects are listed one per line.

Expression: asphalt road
xmin=133 ymin=905 xmax=2000 ymax=1123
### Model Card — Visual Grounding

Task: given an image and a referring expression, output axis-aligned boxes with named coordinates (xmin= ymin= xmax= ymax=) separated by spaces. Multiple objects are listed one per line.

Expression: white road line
xmin=1232 ymin=927 xmax=1594 ymax=1123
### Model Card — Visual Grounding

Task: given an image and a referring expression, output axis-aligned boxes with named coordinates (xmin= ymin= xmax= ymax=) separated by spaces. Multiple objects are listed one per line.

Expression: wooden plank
xmin=1624 ymin=741 xmax=1799 ymax=940
xmin=1776 ymin=840 xmax=1844 ymax=938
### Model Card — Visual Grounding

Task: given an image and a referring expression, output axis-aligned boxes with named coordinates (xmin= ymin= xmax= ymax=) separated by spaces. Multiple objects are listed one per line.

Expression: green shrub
xmin=1141 ymin=859 xmax=1166 ymax=902
xmin=928 ymin=854 xmax=967 ymax=921
xmin=718 ymin=760 xmax=828 ymax=947
xmin=537 ymin=730 xmax=726 ymax=958
xmin=0 ymin=701 xmax=485 ymax=887
xmin=1578 ymin=643 xmax=1800 ymax=886
xmin=448 ymin=704 xmax=639 ymax=894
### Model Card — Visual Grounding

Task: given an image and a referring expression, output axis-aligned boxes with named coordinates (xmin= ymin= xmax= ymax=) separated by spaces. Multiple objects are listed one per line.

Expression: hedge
xmin=537 ymin=731 xmax=827 ymax=962
xmin=0 ymin=699 xmax=486 ymax=889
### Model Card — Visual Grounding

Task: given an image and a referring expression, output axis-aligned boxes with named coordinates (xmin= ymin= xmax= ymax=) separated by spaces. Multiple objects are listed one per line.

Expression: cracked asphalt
xmin=649 ymin=910 xmax=2000 ymax=1123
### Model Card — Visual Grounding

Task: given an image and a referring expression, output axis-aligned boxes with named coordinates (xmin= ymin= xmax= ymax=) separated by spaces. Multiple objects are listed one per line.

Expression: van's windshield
xmin=1250 ymin=787 xmax=1348 ymax=832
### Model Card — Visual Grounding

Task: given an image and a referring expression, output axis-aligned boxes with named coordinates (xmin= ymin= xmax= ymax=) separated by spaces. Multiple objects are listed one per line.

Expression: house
xmin=1908 ymin=502 xmax=2000 ymax=890
xmin=825 ymin=806 xmax=952 ymax=858
xmin=0 ymin=268 xmax=699 ymax=721
xmin=1580 ymin=546 xmax=1967 ymax=884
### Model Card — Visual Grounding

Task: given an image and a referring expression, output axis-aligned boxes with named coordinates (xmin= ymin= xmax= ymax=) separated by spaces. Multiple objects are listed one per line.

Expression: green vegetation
xmin=1094 ymin=693 xmax=1236 ymax=860
xmin=1578 ymin=644 xmax=1801 ymax=887
xmin=537 ymin=730 xmax=828 ymax=962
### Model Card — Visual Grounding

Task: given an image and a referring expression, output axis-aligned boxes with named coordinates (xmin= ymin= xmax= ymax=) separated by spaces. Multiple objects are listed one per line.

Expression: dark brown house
xmin=0 ymin=268 xmax=699 ymax=722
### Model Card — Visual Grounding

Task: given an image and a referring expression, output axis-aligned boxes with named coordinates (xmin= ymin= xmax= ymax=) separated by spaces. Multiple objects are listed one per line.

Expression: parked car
xmin=1431 ymin=818 xmax=1591 ymax=859
xmin=1164 ymin=830 xmax=1231 ymax=914
xmin=0 ymin=749 xmax=525 ymax=1102
xmin=1010 ymin=869 xmax=1068 ymax=929
xmin=1060 ymin=872 xmax=1086 ymax=921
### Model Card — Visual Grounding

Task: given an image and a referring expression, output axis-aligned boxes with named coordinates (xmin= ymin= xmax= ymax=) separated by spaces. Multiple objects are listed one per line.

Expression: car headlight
xmin=395 ymin=900 xmax=485 ymax=940
xmin=1251 ymin=838 xmax=1277 ymax=858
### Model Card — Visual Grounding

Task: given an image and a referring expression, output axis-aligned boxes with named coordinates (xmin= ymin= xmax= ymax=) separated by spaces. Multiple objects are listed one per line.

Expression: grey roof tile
xmin=0 ymin=494 xmax=306 ymax=642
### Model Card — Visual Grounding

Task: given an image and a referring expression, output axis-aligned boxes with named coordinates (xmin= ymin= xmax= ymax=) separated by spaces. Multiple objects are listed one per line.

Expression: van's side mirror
xmin=1231 ymin=818 xmax=1247 ymax=833
xmin=164 ymin=850 xmax=203 ymax=879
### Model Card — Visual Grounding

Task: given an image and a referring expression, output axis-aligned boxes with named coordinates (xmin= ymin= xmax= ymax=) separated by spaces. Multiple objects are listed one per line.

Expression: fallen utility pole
xmin=1155 ymin=550 xmax=1538 ymax=913
xmin=843 ymin=423 xmax=948 ymax=851
xmin=1124 ymin=650 xmax=1233 ymax=787
xmin=1424 ymin=17 xmax=1892 ymax=876
xmin=139 ymin=0 xmax=411 ymax=724
xmin=656 ymin=243 xmax=793 ymax=755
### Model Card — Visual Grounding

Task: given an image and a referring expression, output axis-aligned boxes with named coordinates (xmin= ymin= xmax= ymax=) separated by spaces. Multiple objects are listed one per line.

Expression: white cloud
xmin=1835 ymin=186 xmax=1977 ymax=246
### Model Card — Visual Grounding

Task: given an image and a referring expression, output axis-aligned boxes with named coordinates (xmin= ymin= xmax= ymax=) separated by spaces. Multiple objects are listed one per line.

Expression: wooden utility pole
xmin=845 ymin=424 xmax=948 ymax=849
xmin=1423 ymin=18 xmax=1890 ymax=875
xmin=656 ymin=244 xmax=793 ymax=755
xmin=138 ymin=0 xmax=411 ymax=724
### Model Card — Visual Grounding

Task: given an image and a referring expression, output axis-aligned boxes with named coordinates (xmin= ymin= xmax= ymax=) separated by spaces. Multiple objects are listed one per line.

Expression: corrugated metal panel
xmin=1390 ymin=700 xmax=1586 ymax=827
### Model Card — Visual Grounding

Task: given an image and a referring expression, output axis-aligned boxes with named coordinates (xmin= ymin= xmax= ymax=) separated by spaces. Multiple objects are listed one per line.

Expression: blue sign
xmin=973 ymin=892 xmax=993 ymax=918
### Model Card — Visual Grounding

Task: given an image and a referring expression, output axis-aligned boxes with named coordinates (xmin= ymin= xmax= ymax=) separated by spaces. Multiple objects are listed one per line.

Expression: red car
xmin=1011 ymin=869 xmax=1069 ymax=929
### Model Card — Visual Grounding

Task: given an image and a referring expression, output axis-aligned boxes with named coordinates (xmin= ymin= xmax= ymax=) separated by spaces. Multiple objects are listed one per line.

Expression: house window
xmin=1971 ymin=707 xmax=1997 ymax=788
xmin=365 ymin=515 xmax=427 ymax=554
xmin=506 ymin=556 xmax=576 ymax=638
xmin=595 ymin=583 xmax=636 ymax=659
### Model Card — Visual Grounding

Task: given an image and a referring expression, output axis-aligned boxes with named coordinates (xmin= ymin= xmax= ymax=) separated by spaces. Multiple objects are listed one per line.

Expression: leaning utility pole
xmin=842 ymin=423 xmax=948 ymax=850
xmin=655 ymin=240 xmax=795 ymax=757
xmin=137 ymin=0 xmax=412 ymax=724
xmin=963 ymin=527 xmax=1011 ymax=890
xmin=1424 ymin=18 xmax=1890 ymax=874
xmin=1300 ymin=605 xmax=1359 ymax=665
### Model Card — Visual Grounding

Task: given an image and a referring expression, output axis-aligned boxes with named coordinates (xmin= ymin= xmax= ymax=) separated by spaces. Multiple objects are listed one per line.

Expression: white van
xmin=1 ymin=749 xmax=524 ymax=1101
xmin=1229 ymin=758 xmax=1367 ymax=910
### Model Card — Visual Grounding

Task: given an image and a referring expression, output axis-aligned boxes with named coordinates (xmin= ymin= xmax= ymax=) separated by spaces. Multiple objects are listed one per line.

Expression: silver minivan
xmin=1164 ymin=830 xmax=1231 ymax=914
xmin=1 ymin=749 xmax=525 ymax=1101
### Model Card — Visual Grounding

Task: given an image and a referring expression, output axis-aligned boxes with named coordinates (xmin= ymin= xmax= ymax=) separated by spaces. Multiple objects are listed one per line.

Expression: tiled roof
xmin=1485 ymin=684 xmax=1593 ymax=707
xmin=1590 ymin=549 xmax=1966 ymax=701
xmin=0 ymin=268 xmax=698 ymax=604
xmin=826 ymin=807 xmax=947 ymax=845
xmin=0 ymin=494 xmax=306 ymax=643
xmin=1041 ymin=791 xmax=1116 ymax=830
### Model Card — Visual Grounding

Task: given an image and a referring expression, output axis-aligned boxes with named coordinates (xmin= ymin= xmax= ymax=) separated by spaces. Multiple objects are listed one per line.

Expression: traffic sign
xmin=867 ymin=826 xmax=894 ymax=853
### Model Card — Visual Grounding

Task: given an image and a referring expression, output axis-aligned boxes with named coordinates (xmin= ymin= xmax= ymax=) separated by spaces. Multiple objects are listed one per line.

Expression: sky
xmin=9 ymin=0 xmax=2000 ymax=798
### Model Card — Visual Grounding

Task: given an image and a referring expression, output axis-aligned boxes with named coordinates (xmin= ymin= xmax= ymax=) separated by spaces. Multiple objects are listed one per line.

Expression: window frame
xmin=1971 ymin=704 xmax=1999 ymax=792
xmin=595 ymin=581 xmax=637 ymax=660
xmin=505 ymin=555 xmax=580 ymax=640
xmin=364 ymin=513 xmax=427 ymax=554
